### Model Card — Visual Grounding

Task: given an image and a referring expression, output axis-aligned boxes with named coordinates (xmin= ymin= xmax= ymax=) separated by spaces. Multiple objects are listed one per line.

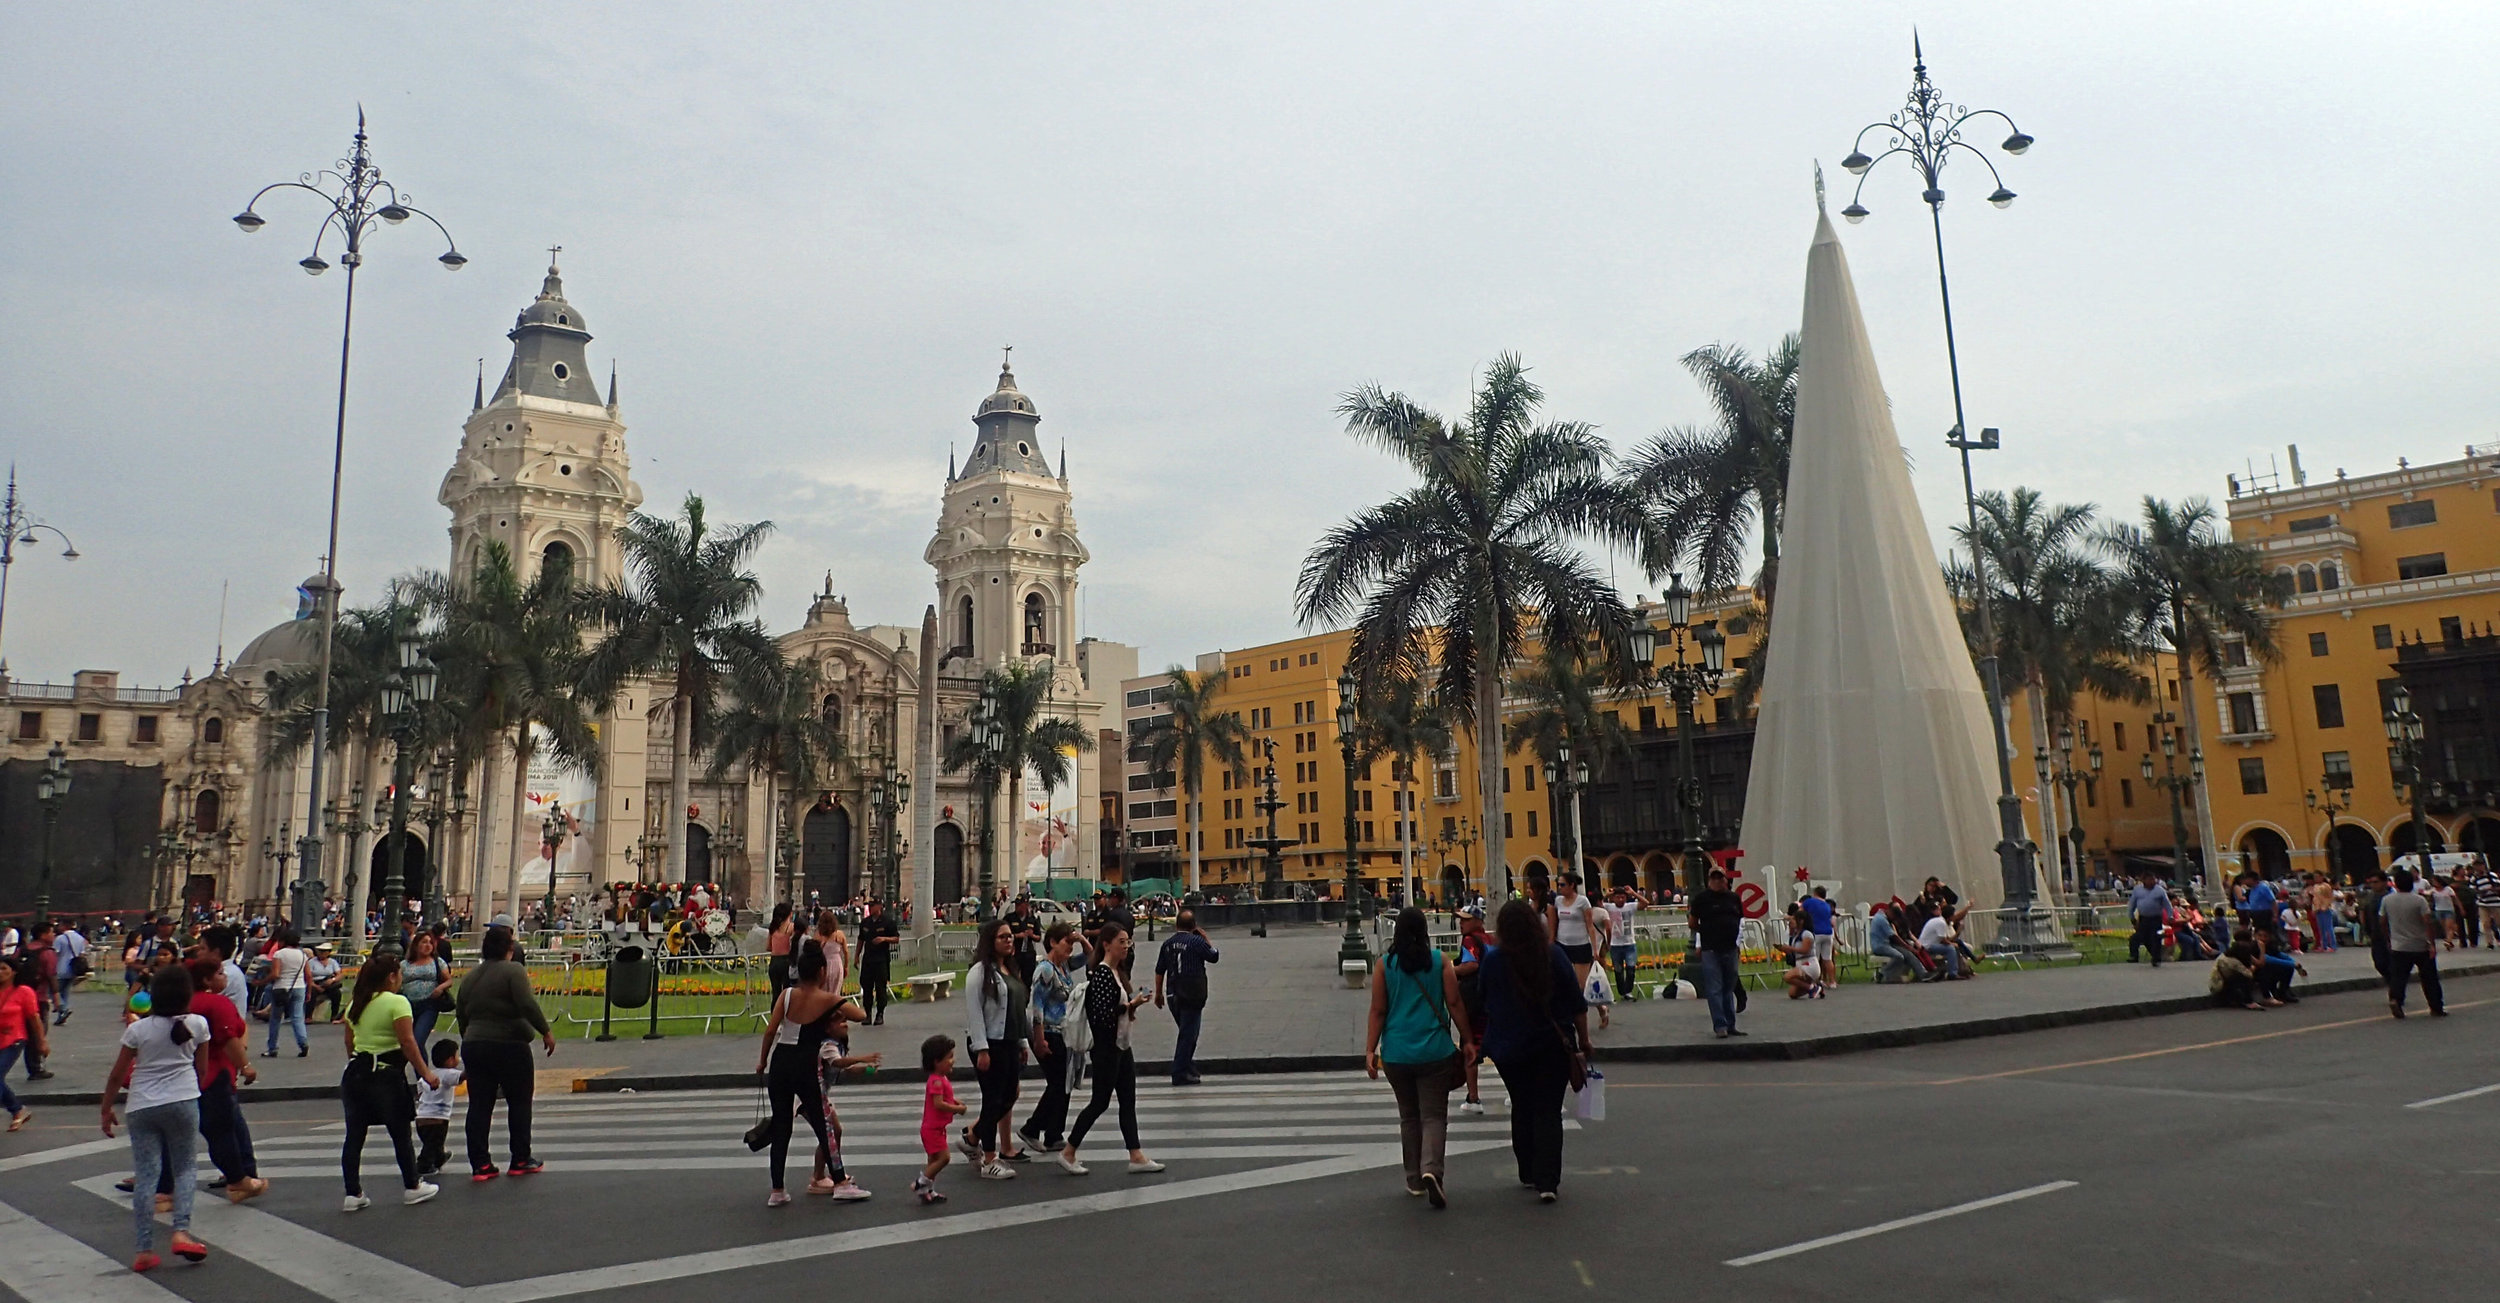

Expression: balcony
xmin=1021 ymin=641 xmax=1057 ymax=658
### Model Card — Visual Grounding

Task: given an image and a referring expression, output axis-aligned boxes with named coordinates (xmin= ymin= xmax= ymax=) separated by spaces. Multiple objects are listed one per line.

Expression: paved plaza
xmin=4 ymin=971 xmax=2497 ymax=1302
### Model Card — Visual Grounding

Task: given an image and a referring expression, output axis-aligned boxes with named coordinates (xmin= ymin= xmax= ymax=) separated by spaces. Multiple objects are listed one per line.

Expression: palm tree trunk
xmin=472 ymin=750 xmax=499 ymax=919
xmin=1006 ymin=767 xmax=1025 ymax=903
xmin=1185 ymin=770 xmax=1202 ymax=896
xmin=762 ymin=770 xmax=780 ymax=914
xmin=1399 ymin=772 xmax=1414 ymax=907
xmin=505 ymin=730 xmax=535 ymax=919
xmin=2172 ymin=595 xmax=2221 ymax=884
xmin=1476 ymin=658 xmax=1507 ymax=901
xmin=2025 ymin=675 xmax=2062 ymax=905
xmin=666 ymin=671 xmax=693 ymax=882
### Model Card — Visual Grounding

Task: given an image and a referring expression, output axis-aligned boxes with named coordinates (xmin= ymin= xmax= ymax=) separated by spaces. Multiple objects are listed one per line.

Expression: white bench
xmin=905 ymin=971 xmax=957 ymax=1002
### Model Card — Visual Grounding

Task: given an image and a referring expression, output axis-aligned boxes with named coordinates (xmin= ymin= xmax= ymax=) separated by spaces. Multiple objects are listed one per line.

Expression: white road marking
xmin=2405 ymin=1083 xmax=2500 ymax=1109
xmin=469 ymin=1141 xmax=1502 ymax=1302
xmin=256 ymin=1120 xmax=1523 ymax=1156
xmin=243 ymin=1144 xmax=1412 ymax=1176
xmin=0 ymin=1138 xmax=130 ymax=1172
xmin=75 ymin=1175 xmax=463 ymax=1302
xmin=0 ymin=1197 xmax=189 ymax=1301
xmin=1724 ymin=1181 xmax=2079 ymax=1267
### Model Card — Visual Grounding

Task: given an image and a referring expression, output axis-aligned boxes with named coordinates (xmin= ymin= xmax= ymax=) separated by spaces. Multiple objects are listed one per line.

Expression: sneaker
xmin=471 ymin=1164 xmax=501 ymax=1182
xmin=829 ymin=1180 xmax=871 ymax=1202
xmin=1458 ymin=1100 xmax=1485 ymax=1115
xmin=403 ymin=1182 xmax=439 ymax=1206
xmin=1015 ymin=1124 xmax=1044 ymax=1150
xmin=766 ymin=1190 xmax=792 ymax=1208
xmin=979 ymin=1161 xmax=1016 ymax=1180
xmin=508 ymin=1159 xmax=544 ymax=1176
xmin=1537 ymin=1190 xmax=1558 ymax=1204
xmin=341 ymin=1194 xmax=372 ymax=1213
xmin=1126 ymin=1159 xmax=1165 ymax=1174
xmin=1057 ymin=1152 xmax=1089 ymax=1176
xmin=916 ymin=1187 xmax=948 ymax=1204
xmin=1423 ymin=1173 xmax=1446 ymax=1209
xmin=956 ymin=1130 xmax=982 ymax=1161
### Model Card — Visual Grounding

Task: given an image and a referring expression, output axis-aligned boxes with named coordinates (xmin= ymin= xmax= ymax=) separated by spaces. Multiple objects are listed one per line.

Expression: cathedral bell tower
xmin=924 ymin=353 xmax=1088 ymax=682
xmin=439 ymin=255 xmax=643 ymax=587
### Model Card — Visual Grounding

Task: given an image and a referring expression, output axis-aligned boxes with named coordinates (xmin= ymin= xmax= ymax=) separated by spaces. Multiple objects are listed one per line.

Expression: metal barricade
xmin=548 ymin=951 xmax=769 ymax=1037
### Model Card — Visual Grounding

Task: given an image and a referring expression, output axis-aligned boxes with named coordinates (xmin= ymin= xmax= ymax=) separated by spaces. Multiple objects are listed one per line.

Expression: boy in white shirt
xmin=414 ymin=1040 xmax=462 ymax=1177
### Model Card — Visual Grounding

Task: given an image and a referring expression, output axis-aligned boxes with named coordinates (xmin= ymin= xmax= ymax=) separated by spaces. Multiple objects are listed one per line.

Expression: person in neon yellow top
xmin=336 ymin=954 xmax=442 ymax=1212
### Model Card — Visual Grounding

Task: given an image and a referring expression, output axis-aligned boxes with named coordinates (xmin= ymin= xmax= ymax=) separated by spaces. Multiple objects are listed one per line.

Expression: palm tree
xmin=1299 ymin=353 xmax=1644 ymax=900
xmin=1134 ymin=665 xmax=1250 ymax=896
xmin=1503 ymin=643 xmax=1635 ymax=886
xmin=1626 ymin=336 xmax=1802 ymax=610
xmin=415 ymin=541 xmax=601 ymax=914
xmin=264 ymin=600 xmax=417 ymax=910
xmin=584 ymin=493 xmax=779 ymax=883
xmin=2100 ymin=497 xmax=2292 ymax=879
xmin=942 ymin=660 xmax=1095 ymax=905
xmin=1353 ymin=672 xmax=1450 ymax=908
xmin=1947 ymin=490 xmax=2151 ymax=890
xmin=706 ymin=648 xmax=842 ymax=910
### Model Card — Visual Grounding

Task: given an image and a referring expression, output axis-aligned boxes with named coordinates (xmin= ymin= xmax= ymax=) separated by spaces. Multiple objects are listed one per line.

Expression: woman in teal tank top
xmin=1365 ymin=907 xmax=1475 ymax=1207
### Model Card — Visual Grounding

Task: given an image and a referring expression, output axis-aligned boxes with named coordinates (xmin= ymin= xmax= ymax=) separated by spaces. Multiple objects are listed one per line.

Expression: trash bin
xmin=606 ymin=946 xmax=656 ymax=1009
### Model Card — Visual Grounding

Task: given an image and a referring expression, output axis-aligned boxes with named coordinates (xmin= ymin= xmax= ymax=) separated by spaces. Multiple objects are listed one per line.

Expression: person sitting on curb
xmin=2209 ymin=938 xmax=2263 ymax=1010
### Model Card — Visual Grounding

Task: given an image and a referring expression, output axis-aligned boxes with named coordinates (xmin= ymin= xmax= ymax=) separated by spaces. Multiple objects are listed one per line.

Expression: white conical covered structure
xmin=1735 ymin=211 xmax=2010 ymax=915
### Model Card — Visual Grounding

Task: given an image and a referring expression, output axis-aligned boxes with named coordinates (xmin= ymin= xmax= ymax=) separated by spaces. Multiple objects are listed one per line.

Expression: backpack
xmin=1062 ymin=963 xmax=1093 ymax=1057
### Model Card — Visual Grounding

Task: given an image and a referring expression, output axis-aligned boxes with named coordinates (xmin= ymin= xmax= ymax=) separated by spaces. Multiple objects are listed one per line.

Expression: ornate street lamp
xmin=1838 ymin=37 xmax=2047 ymax=945
xmin=376 ymin=630 xmax=437 ymax=958
xmin=1334 ymin=666 xmax=1372 ymax=967
xmin=2387 ymin=683 xmax=2431 ymax=871
xmin=0 ymin=467 xmax=80 ymax=672
xmin=232 ymin=111 xmax=463 ymax=936
xmin=2305 ymin=779 xmax=2354 ymax=884
xmin=32 ymin=739 xmax=71 ymax=928
xmin=422 ymin=758 xmax=450 ymax=928
xmin=2139 ymin=713 xmax=2201 ymax=890
xmin=1642 ymin=577 xmax=1724 ymax=984
xmin=1542 ymin=742 xmax=1591 ymax=893
xmin=968 ymin=683 xmax=1008 ymax=921
xmin=539 ymin=794 xmax=568 ymax=932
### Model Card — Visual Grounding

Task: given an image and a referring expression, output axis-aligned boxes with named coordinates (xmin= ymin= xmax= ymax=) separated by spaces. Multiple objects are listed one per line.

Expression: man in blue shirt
xmin=2128 ymin=871 xmax=2172 ymax=966
xmin=2237 ymin=870 xmax=2280 ymax=939
xmin=1153 ymin=910 xmax=1220 ymax=1086
xmin=1798 ymin=887 xmax=1837 ymax=986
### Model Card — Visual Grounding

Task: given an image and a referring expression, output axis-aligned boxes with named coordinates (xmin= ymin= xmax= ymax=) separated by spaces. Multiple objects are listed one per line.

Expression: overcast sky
xmin=5 ymin=2 xmax=2494 ymax=686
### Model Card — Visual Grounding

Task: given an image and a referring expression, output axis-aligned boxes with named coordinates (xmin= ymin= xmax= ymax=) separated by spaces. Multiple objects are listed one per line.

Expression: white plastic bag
xmin=1583 ymin=966 xmax=1614 ymax=1007
xmin=1574 ymin=1067 xmax=1605 ymax=1122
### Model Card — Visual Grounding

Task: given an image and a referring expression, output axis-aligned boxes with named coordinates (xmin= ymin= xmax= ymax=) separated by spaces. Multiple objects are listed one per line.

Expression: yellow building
xmin=2192 ymin=445 xmax=2500 ymax=881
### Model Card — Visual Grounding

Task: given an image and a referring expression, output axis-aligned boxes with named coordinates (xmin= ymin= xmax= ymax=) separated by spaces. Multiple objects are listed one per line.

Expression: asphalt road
xmin=4 ymin=972 xmax=2496 ymax=1302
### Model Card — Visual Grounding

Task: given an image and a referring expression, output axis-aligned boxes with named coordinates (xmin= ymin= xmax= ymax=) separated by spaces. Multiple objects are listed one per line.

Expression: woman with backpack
xmin=1365 ymin=907 xmax=1473 ymax=1207
xmin=1057 ymin=925 xmax=1162 ymax=1176
xmin=959 ymin=920 xmax=1033 ymax=1178
xmin=1478 ymin=898 xmax=1589 ymax=1202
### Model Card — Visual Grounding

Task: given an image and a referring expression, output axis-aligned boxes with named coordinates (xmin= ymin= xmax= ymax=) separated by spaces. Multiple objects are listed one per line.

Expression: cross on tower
xmin=547 ymin=244 xmax=563 ymax=270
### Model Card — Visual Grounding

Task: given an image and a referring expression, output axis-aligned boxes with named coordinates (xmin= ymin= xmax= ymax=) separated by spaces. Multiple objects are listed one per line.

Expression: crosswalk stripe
xmin=258 ymin=1121 xmax=1525 ymax=1157
xmin=244 ymin=1144 xmax=1415 ymax=1176
xmin=0 ymin=1196 xmax=188 ymax=1302
xmin=72 ymin=1175 xmax=461 ymax=1302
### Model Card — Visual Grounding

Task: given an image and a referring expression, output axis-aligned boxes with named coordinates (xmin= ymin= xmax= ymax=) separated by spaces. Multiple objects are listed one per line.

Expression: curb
xmin=22 ymin=959 xmax=2492 ymax=1105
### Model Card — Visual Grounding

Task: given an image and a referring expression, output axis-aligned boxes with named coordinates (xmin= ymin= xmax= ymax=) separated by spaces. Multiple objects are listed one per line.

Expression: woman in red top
xmin=0 ymin=956 xmax=47 ymax=1130
xmin=185 ymin=958 xmax=266 ymax=1200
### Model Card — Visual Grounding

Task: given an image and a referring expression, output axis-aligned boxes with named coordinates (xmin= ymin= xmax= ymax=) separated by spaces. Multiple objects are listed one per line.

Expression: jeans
xmin=1069 ymin=1045 xmax=1138 ymax=1152
xmin=1609 ymin=945 xmax=1638 ymax=999
xmin=127 ymin=1099 xmax=197 ymax=1252
xmin=1493 ymin=1050 xmax=1569 ymax=1194
xmin=341 ymin=1058 xmax=419 ymax=1196
xmin=1169 ymin=1002 xmax=1204 ymax=1081
xmin=461 ymin=1039 xmax=535 ymax=1170
xmin=971 ymin=1041 xmax=1024 ymax=1156
xmin=765 ymin=1043 xmax=830 ymax=1190
xmin=1383 ymin=1052 xmax=1462 ymax=1184
xmin=1025 ymin=1030 xmax=1073 ymax=1147
xmin=264 ymin=986 xmax=308 ymax=1053
xmin=2387 ymin=949 xmax=2445 ymax=1013
xmin=198 ymin=1076 xmax=257 ymax=1184
xmin=1870 ymin=942 xmax=1918 ymax=983
xmin=1925 ymin=943 xmax=1963 ymax=978
xmin=2314 ymin=910 xmax=2339 ymax=951
xmin=2128 ymin=915 xmax=2164 ymax=964
xmin=0 ymin=1044 xmax=21 ymax=1115
xmin=1696 ymin=947 xmax=1740 ymax=1033
xmin=409 ymin=1002 xmax=442 ymax=1054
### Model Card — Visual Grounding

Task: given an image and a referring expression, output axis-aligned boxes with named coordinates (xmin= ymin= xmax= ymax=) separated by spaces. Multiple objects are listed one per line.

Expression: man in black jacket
xmin=1688 ymin=869 xmax=1746 ymax=1038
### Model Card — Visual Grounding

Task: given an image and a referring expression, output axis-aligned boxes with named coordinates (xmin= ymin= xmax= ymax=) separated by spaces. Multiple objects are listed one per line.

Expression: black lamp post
xmin=2305 ymin=779 xmax=2353 ymax=884
xmin=1839 ymin=38 xmax=2047 ymax=946
xmin=1334 ymin=666 xmax=1372 ymax=967
xmin=2387 ymin=684 xmax=2430 ymax=870
xmin=376 ymin=630 xmax=438 ymax=959
xmin=969 ymin=684 xmax=1006 ymax=922
xmin=874 ymin=756 xmax=908 ymax=903
xmin=231 ymin=112 xmax=464 ymax=937
xmin=1541 ymin=744 xmax=1590 ymax=888
xmin=1641 ymin=576 xmax=1724 ymax=985
xmin=2036 ymin=724 xmax=2102 ymax=897
xmin=2139 ymin=714 xmax=2201 ymax=891
xmin=422 ymin=759 xmax=449 ymax=928
xmin=32 ymin=739 xmax=71 ymax=929
xmin=0 ymin=468 xmax=80 ymax=672
xmin=539 ymin=795 xmax=568 ymax=932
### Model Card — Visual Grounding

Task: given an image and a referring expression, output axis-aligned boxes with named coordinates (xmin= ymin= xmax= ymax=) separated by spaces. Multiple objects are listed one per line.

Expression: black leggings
xmin=341 ymin=1059 xmax=419 ymax=1196
xmin=1068 ymin=1045 xmax=1138 ymax=1153
xmin=461 ymin=1039 xmax=535 ymax=1171
xmin=766 ymin=1043 xmax=831 ymax=1190
xmin=971 ymin=1042 xmax=1023 ymax=1156
xmin=1495 ymin=1050 xmax=1569 ymax=1195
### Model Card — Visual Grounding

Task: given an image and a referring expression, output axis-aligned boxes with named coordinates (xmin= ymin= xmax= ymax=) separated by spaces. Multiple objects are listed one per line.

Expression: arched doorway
xmin=367 ymin=831 xmax=430 ymax=912
xmin=1439 ymin=864 xmax=1466 ymax=907
xmin=1521 ymin=860 xmax=1551 ymax=893
xmin=1642 ymin=853 xmax=1675 ymax=898
xmin=2238 ymin=828 xmax=2291 ymax=880
xmin=685 ymin=823 xmax=714 ymax=885
xmin=2326 ymin=823 xmax=2381 ymax=883
xmin=1606 ymin=856 xmax=1637 ymax=891
xmin=933 ymin=822 xmax=965 ymax=906
xmin=2456 ymin=815 xmax=2500 ymax=857
xmin=2390 ymin=819 xmax=2447 ymax=865
xmin=803 ymin=803 xmax=850 ymax=903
